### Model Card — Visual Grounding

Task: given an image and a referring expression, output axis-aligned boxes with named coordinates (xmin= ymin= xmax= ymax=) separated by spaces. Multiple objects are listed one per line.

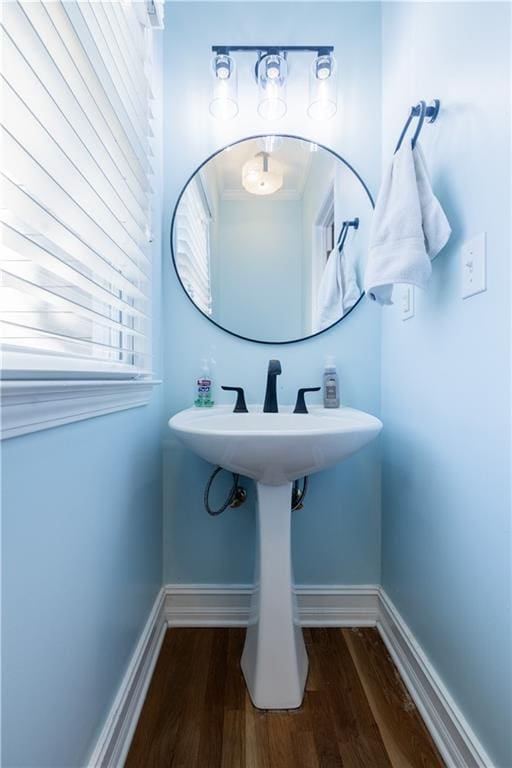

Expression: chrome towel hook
xmin=395 ymin=99 xmax=440 ymax=153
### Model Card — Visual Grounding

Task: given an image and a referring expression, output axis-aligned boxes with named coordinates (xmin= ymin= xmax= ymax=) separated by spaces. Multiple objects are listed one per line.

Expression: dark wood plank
xmin=304 ymin=629 xmax=322 ymax=692
xmin=169 ymin=629 xmax=214 ymax=768
xmin=125 ymin=629 xmax=197 ymax=768
xmin=312 ymin=629 xmax=393 ymax=768
xmin=195 ymin=628 xmax=229 ymax=768
xmin=344 ymin=628 xmax=444 ymax=768
xmin=223 ymin=629 xmax=246 ymax=711
xmin=127 ymin=627 xmax=445 ymax=768
xmin=221 ymin=709 xmax=245 ymax=768
xmin=308 ymin=689 xmax=344 ymax=768
xmin=244 ymin=691 xmax=271 ymax=768
xmin=291 ymin=729 xmax=321 ymax=768
xmin=266 ymin=710 xmax=297 ymax=768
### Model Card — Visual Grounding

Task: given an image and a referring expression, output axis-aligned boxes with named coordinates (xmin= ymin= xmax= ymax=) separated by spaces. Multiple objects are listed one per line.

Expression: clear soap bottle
xmin=195 ymin=358 xmax=214 ymax=408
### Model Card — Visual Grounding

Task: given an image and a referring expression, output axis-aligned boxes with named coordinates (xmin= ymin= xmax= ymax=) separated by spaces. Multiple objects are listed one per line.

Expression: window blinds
xmin=174 ymin=177 xmax=212 ymax=317
xmin=0 ymin=0 xmax=159 ymax=378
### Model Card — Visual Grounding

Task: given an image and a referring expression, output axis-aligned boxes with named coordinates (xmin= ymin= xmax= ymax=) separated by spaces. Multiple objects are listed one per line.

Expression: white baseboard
xmin=89 ymin=584 xmax=493 ymax=768
xmin=88 ymin=589 xmax=167 ymax=768
xmin=164 ymin=583 xmax=380 ymax=627
xmin=377 ymin=590 xmax=494 ymax=768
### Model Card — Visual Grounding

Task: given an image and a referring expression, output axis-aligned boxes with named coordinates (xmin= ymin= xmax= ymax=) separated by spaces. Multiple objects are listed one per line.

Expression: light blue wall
xmin=0 ymin=37 xmax=165 ymax=768
xmin=216 ymin=198 xmax=303 ymax=340
xmin=380 ymin=3 xmax=511 ymax=766
xmin=163 ymin=1 xmax=382 ymax=586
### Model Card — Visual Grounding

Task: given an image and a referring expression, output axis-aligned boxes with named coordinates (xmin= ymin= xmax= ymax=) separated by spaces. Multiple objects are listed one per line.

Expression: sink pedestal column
xmin=241 ymin=482 xmax=308 ymax=709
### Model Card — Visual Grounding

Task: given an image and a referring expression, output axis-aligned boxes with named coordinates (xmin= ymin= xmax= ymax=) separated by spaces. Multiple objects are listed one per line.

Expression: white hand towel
xmin=364 ymin=140 xmax=451 ymax=304
xmin=315 ymin=244 xmax=360 ymax=331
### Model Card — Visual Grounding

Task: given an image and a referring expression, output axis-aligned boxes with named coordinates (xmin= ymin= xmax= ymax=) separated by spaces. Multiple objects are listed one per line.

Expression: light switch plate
xmin=462 ymin=233 xmax=486 ymax=299
xmin=400 ymin=285 xmax=415 ymax=320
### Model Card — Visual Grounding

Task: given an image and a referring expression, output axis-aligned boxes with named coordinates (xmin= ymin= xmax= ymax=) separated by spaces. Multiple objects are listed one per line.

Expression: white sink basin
xmin=168 ymin=405 xmax=382 ymax=485
xmin=168 ymin=403 xmax=382 ymax=710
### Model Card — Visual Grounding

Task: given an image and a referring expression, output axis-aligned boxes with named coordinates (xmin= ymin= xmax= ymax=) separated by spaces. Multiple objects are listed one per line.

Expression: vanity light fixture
xmin=308 ymin=52 xmax=337 ymax=120
xmin=210 ymin=45 xmax=336 ymax=122
xmin=242 ymin=151 xmax=283 ymax=196
xmin=209 ymin=51 xmax=239 ymax=120
xmin=257 ymin=52 xmax=288 ymax=121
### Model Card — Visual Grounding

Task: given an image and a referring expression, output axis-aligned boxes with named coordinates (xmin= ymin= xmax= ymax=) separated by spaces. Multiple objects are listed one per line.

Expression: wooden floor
xmin=126 ymin=628 xmax=444 ymax=768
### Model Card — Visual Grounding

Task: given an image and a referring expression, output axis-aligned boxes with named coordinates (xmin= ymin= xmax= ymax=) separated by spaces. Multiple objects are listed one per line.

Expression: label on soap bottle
xmin=326 ymin=381 xmax=337 ymax=398
xmin=195 ymin=377 xmax=213 ymax=407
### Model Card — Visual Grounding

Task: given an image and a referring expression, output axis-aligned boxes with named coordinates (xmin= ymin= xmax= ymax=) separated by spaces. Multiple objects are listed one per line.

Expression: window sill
xmin=0 ymin=379 xmax=162 ymax=440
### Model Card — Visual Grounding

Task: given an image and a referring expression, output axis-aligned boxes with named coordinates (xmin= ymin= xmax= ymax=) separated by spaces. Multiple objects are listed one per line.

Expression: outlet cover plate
xmin=462 ymin=233 xmax=486 ymax=299
xmin=400 ymin=285 xmax=415 ymax=320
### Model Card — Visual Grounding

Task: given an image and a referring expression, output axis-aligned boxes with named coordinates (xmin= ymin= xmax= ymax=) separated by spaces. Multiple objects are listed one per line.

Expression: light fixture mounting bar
xmin=212 ymin=45 xmax=334 ymax=56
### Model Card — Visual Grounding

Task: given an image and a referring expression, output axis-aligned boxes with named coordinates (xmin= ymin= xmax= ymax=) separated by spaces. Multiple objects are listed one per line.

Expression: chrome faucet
xmin=263 ymin=359 xmax=282 ymax=413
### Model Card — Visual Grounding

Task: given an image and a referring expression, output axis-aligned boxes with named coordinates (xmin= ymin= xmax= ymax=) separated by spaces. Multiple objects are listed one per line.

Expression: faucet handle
xmin=293 ymin=387 xmax=321 ymax=414
xmin=221 ymin=386 xmax=249 ymax=413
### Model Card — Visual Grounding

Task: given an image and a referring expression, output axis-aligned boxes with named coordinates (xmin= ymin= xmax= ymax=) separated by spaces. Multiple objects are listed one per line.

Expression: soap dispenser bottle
xmin=323 ymin=355 xmax=340 ymax=408
xmin=195 ymin=358 xmax=214 ymax=408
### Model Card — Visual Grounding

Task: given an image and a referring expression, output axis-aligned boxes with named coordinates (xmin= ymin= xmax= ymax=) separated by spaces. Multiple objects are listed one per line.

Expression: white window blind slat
xmin=62 ymin=2 xmax=151 ymax=174
xmin=1 ymin=0 xmax=158 ymax=379
xmin=1 ymin=260 xmax=147 ymax=340
xmin=174 ymin=179 xmax=212 ymax=316
xmin=3 ymin=3 xmax=149 ymax=212
xmin=110 ymin=2 xmax=148 ymax=84
xmin=175 ymin=235 xmax=210 ymax=287
xmin=1 ymin=223 xmax=149 ymax=323
xmin=92 ymin=2 xmax=148 ymax=114
xmin=1 ymin=347 xmax=151 ymax=379
xmin=79 ymin=2 xmax=148 ymax=138
xmin=0 ymin=186 xmax=150 ymax=304
xmin=1 ymin=35 xmax=147 ymax=243
xmin=2 ymin=83 xmax=151 ymax=260
xmin=1 ymin=129 xmax=151 ymax=291
xmin=17 ymin=1 xmax=151 ymax=195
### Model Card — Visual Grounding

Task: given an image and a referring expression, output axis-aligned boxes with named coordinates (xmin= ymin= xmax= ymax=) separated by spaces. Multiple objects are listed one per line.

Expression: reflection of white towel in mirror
xmin=315 ymin=245 xmax=360 ymax=331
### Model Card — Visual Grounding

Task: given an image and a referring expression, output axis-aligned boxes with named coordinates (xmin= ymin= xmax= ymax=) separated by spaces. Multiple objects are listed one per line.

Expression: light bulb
xmin=257 ymin=53 xmax=287 ymax=121
xmin=315 ymin=55 xmax=333 ymax=80
xmin=266 ymin=62 xmax=280 ymax=80
xmin=209 ymin=53 xmax=238 ymax=120
xmin=213 ymin=53 xmax=233 ymax=80
xmin=308 ymin=53 xmax=337 ymax=120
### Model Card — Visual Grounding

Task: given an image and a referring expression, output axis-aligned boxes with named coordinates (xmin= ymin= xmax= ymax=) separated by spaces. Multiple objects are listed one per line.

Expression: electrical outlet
xmin=462 ymin=233 xmax=486 ymax=299
xmin=400 ymin=285 xmax=415 ymax=320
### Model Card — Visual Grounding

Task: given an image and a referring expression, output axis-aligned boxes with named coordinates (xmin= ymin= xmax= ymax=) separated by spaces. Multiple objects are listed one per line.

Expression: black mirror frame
xmin=170 ymin=133 xmax=375 ymax=345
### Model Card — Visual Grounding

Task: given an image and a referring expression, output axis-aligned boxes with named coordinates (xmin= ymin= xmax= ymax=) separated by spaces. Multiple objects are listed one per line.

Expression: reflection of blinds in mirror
xmin=0 ymin=0 xmax=157 ymax=378
xmin=175 ymin=177 xmax=212 ymax=316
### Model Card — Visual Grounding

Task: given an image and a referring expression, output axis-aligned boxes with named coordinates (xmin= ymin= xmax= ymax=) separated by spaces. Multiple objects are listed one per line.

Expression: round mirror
xmin=171 ymin=135 xmax=374 ymax=344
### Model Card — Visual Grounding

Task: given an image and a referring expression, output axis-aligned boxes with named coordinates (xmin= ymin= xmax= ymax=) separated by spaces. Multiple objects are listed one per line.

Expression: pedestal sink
xmin=168 ymin=404 xmax=382 ymax=709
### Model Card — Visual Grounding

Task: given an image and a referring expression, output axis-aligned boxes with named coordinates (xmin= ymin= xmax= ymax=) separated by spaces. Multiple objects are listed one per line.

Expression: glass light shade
xmin=257 ymin=53 xmax=287 ymax=121
xmin=209 ymin=54 xmax=238 ymax=120
xmin=307 ymin=53 xmax=337 ymax=121
xmin=242 ymin=152 xmax=283 ymax=195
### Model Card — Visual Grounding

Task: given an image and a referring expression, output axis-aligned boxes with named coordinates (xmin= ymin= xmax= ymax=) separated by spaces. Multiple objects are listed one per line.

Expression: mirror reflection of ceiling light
xmin=209 ymin=46 xmax=337 ymax=122
xmin=242 ymin=152 xmax=283 ymax=196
